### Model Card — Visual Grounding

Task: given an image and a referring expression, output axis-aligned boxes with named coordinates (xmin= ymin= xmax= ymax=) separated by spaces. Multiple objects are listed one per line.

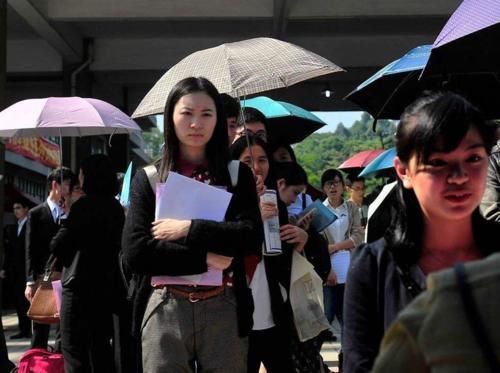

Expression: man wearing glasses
xmin=346 ymin=176 xmax=368 ymax=228
xmin=233 ymin=107 xmax=268 ymax=143
xmin=1 ymin=198 xmax=32 ymax=339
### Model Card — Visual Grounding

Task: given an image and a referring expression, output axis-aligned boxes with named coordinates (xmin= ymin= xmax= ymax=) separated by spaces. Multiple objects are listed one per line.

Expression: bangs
xmin=397 ymin=92 xmax=493 ymax=164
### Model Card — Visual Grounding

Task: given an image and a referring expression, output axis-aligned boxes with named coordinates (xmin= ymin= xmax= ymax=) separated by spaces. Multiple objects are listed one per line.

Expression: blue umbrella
xmin=359 ymin=147 xmax=396 ymax=178
xmin=243 ymin=96 xmax=326 ymax=144
xmin=345 ymin=45 xmax=432 ymax=120
xmin=119 ymin=162 xmax=133 ymax=208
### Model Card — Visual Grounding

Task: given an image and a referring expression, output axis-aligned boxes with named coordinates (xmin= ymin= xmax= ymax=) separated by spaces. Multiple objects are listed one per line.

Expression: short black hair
xmin=273 ymin=162 xmax=307 ymax=187
xmin=345 ymin=175 xmax=365 ymax=188
xmin=47 ymin=167 xmax=76 ymax=191
xmin=80 ymin=154 xmax=119 ymax=197
xmin=321 ymin=169 xmax=344 ymax=188
xmin=220 ymin=93 xmax=241 ymax=119
xmin=12 ymin=197 xmax=31 ymax=209
xmin=240 ymin=107 xmax=268 ymax=129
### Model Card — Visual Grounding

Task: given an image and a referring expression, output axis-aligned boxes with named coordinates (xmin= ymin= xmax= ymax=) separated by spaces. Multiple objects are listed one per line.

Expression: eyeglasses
xmin=324 ymin=180 xmax=342 ymax=188
xmin=236 ymin=129 xmax=267 ymax=142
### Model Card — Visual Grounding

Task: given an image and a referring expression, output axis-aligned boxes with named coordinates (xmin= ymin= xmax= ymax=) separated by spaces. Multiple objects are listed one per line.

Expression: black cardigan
xmin=121 ymin=162 xmax=263 ymax=337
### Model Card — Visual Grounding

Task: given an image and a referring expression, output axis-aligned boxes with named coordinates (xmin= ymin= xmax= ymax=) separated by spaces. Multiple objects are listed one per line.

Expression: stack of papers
xmin=152 ymin=172 xmax=233 ymax=286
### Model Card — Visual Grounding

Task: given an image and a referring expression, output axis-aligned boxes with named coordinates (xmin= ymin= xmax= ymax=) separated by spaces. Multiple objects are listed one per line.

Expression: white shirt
xmin=322 ymin=199 xmax=351 ymax=284
xmin=46 ymin=197 xmax=64 ymax=223
xmin=17 ymin=217 xmax=27 ymax=236
xmin=287 ymin=193 xmax=313 ymax=216
xmin=249 ymin=260 xmax=275 ymax=330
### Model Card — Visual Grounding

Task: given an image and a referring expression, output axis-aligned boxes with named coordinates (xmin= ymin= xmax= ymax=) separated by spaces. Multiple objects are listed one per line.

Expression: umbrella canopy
xmin=243 ymin=96 xmax=326 ymax=144
xmin=338 ymin=149 xmax=385 ymax=174
xmin=0 ymin=97 xmax=141 ymax=138
xmin=119 ymin=161 xmax=133 ymax=208
xmin=346 ymin=43 xmax=500 ymax=120
xmin=345 ymin=45 xmax=432 ymax=119
xmin=133 ymin=37 xmax=344 ymax=118
xmin=359 ymin=147 xmax=396 ymax=178
xmin=422 ymin=0 xmax=500 ymax=77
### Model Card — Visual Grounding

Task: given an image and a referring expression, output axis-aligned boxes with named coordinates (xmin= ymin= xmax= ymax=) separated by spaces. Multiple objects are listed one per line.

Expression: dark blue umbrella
xmin=359 ymin=147 xmax=396 ymax=178
xmin=244 ymin=96 xmax=326 ymax=144
xmin=345 ymin=45 xmax=432 ymax=120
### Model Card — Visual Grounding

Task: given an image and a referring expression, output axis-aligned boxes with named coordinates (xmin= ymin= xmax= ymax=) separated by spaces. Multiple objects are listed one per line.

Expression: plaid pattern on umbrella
xmin=133 ymin=37 xmax=344 ymax=118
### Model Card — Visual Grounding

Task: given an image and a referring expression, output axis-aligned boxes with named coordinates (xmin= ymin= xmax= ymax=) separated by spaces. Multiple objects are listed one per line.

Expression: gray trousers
xmin=141 ymin=287 xmax=248 ymax=373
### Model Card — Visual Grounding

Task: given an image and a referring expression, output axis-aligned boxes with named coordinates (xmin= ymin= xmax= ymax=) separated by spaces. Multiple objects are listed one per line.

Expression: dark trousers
xmin=323 ymin=283 xmax=345 ymax=326
xmin=61 ymin=287 xmax=114 ymax=373
xmin=31 ymin=322 xmax=60 ymax=350
xmin=11 ymin=279 xmax=30 ymax=335
xmin=248 ymin=327 xmax=293 ymax=373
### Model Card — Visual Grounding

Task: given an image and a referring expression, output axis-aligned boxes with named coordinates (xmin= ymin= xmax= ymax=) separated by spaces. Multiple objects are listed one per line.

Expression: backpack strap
xmin=143 ymin=162 xmax=239 ymax=194
xmin=144 ymin=165 xmax=160 ymax=193
xmin=454 ymin=262 xmax=500 ymax=373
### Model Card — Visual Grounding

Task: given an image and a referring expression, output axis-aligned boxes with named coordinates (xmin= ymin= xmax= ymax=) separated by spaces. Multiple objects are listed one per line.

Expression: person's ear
xmin=394 ymin=156 xmax=412 ymax=189
xmin=276 ymin=178 xmax=286 ymax=190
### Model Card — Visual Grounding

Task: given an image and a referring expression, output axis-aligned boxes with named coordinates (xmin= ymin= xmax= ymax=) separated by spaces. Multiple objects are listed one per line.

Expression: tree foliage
xmin=294 ymin=115 xmax=397 ymax=188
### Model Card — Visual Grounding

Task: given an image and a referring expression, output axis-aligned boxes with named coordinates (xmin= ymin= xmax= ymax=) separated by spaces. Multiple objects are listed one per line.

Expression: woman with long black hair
xmin=343 ymin=92 xmax=499 ymax=373
xmin=122 ymin=77 xmax=262 ymax=372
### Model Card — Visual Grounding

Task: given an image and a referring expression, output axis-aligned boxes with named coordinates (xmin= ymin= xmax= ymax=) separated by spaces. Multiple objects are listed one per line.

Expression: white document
xmin=153 ymin=172 xmax=233 ymax=285
xmin=156 ymin=172 xmax=232 ymax=221
xmin=331 ymin=250 xmax=351 ymax=284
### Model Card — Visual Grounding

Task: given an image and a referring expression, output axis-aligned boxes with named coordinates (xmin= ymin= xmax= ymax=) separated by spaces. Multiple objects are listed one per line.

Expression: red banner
xmin=6 ymin=137 xmax=60 ymax=169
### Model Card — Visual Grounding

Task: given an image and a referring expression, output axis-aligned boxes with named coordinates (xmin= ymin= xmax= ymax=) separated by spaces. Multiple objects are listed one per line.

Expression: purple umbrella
xmin=0 ymin=97 xmax=141 ymax=138
xmin=422 ymin=0 xmax=500 ymax=76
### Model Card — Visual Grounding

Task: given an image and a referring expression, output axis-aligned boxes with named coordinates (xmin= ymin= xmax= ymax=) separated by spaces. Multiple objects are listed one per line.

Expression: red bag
xmin=16 ymin=348 xmax=64 ymax=373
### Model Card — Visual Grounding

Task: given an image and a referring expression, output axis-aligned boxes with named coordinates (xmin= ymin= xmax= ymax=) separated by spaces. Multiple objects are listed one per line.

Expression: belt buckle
xmin=188 ymin=292 xmax=200 ymax=303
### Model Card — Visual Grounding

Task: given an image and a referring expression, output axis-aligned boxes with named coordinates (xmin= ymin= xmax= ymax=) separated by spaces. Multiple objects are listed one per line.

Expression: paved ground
xmin=3 ymin=310 xmax=340 ymax=371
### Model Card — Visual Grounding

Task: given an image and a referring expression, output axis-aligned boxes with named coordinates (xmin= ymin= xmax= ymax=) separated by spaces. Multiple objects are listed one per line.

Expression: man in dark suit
xmin=1 ymin=198 xmax=32 ymax=339
xmin=24 ymin=167 xmax=76 ymax=349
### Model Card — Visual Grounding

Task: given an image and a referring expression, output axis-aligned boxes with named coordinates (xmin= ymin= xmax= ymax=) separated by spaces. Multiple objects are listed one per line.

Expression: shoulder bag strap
xmin=455 ymin=262 xmax=500 ymax=373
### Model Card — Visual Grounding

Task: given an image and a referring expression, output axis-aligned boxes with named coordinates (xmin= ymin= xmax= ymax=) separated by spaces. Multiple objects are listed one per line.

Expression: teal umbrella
xmin=244 ymin=96 xmax=326 ymax=144
xmin=119 ymin=162 xmax=133 ymax=208
xmin=359 ymin=147 xmax=396 ymax=178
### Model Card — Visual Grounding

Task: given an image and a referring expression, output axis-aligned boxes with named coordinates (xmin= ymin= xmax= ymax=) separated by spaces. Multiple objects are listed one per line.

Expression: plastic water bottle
xmin=260 ymin=189 xmax=282 ymax=256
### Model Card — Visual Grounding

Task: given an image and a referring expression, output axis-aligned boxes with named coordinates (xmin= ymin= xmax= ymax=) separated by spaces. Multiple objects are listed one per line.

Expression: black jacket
xmin=51 ymin=195 xmax=125 ymax=291
xmin=25 ymin=202 xmax=61 ymax=282
xmin=343 ymin=212 xmax=500 ymax=373
xmin=3 ymin=223 xmax=27 ymax=282
xmin=121 ymin=162 xmax=263 ymax=337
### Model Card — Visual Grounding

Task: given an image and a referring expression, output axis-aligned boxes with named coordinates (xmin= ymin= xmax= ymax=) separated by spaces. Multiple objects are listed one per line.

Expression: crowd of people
xmin=1 ymin=76 xmax=500 ymax=373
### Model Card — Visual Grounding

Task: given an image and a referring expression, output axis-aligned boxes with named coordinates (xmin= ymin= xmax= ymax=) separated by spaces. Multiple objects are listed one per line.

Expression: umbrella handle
xmin=236 ymin=94 xmax=258 ymax=182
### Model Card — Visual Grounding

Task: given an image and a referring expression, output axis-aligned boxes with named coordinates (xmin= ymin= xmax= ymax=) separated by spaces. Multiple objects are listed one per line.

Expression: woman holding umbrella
xmin=343 ymin=92 xmax=499 ymax=373
xmin=122 ymin=77 xmax=262 ymax=372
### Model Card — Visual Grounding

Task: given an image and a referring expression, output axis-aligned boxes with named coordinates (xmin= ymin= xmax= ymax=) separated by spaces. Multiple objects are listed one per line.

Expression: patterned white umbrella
xmin=133 ymin=37 xmax=344 ymax=118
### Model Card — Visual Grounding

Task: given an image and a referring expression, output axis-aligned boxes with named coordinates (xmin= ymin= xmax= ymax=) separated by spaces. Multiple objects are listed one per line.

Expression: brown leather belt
xmin=160 ymin=285 xmax=225 ymax=303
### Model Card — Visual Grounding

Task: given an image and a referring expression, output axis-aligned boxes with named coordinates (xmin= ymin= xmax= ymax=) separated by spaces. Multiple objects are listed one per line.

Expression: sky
xmin=312 ymin=111 xmax=363 ymax=133
xmin=155 ymin=111 xmax=364 ymax=133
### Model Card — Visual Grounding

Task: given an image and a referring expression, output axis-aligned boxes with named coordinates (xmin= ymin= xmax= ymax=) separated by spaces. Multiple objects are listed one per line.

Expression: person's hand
xmin=326 ymin=270 xmax=337 ymax=286
xmin=255 ymin=175 xmax=266 ymax=196
xmin=25 ymin=284 xmax=35 ymax=302
xmin=260 ymin=200 xmax=278 ymax=221
xmin=207 ymin=252 xmax=233 ymax=270
xmin=0 ymin=270 xmax=6 ymax=279
xmin=152 ymin=219 xmax=191 ymax=241
xmin=328 ymin=243 xmax=341 ymax=254
xmin=280 ymin=224 xmax=308 ymax=252
xmin=297 ymin=209 xmax=314 ymax=231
